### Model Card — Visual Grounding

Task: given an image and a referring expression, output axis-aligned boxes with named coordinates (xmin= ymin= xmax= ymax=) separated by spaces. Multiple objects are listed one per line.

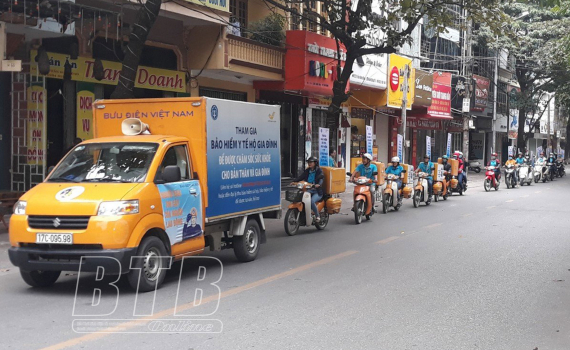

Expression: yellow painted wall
xmin=192 ymin=76 xmax=255 ymax=102
xmin=185 ymin=25 xmax=225 ymax=70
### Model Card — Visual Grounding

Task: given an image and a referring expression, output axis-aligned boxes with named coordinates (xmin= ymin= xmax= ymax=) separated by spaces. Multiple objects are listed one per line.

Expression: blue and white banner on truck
xmin=206 ymin=99 xmax=281 ymax=219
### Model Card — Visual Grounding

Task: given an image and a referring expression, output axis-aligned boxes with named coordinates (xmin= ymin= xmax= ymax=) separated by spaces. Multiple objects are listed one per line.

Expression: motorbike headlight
xmin=13 ymin=200 xmax=27 ymax=215
xmin=296 ymin=183 xmax=304 ymax=189
xmin=97 ymin=200 xmax=139 ymax=216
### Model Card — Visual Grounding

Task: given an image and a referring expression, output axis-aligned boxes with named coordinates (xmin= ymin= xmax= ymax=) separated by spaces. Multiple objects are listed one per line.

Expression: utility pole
xmin=492 ymin=39 xmax=499 ymax=156
xmin=461 ymin=7 xmax=471 ymax=162
xmin=547 ymin=95 xmax=551 ymax=151
xmin=399 ymin=64 xmax=410 ymax=163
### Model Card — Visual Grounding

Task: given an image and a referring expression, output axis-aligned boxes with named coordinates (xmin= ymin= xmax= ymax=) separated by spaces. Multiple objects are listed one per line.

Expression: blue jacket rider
xmin=416 ymin=154 xmax=434 ymax=203
xmin=385 ymin=156 xmax=405 ymax=203
xmin=350 ymin=153 xmax=378 ymax=211
xmin=293 ymin=156 xmax=324 ymax=222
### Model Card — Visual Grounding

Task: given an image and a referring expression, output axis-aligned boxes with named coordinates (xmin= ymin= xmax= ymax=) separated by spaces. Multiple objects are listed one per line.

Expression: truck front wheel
xmin=20 ymin=269 xmax=61 ymax=287
xmin=128 ymin=236 xmax=168 ymax=292
xmin=233 ymin=219 xmax=260 ymax=262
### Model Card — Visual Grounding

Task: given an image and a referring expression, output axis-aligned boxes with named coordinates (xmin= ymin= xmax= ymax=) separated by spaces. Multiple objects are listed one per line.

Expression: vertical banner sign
xmin=508 ymin=146 xmax=514 ymax=157
xmin=27 ymin=86 xmax=46 ymax=165
xmin=366 ymin=125 xmax=373 ymax=154
xmin=319 ymin=127 xmax=329 ymax=166
xmin=426 ymin=136 xmax=432 ymax=159
xmin=76 ymin=90 xmax=95 ymax=140
xmin=537 ymin=146 xmax=543 ymax=157
xmin=397 ymin=134 xmax=403 ymax=161
xmin=446 ymin=133 xmax=452 ymax=157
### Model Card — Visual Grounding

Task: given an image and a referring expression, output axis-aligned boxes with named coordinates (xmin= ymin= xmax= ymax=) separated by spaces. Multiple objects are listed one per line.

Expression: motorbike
xmin=467 ymin=160 xmax=482 ymax=173
xmin=284 ymin=181 xmax=338 ymax=235
xmin=534 ymin=162 xmax=548 ymax=183
xmin=546 ymin=162 xmax=557 ymax=181
xmin=518 ymin=163 xmax=533 ymax=186
xmin=484 ymin=166 xmax=500 ymax=192
xmin=350 ymin=175 xmax=375 ymax=224
xmin=504 ymin=164 xmax=518 ymax=189
xmin=448 ymin=172 xmax=465 ymax=196
xmin=381 ymin=174 xmax=403 ymax=213
xmin=433 ymin=172 xmax=450 ymax=202
xmin=556 ymin=159 xmax=565 ymax=177
xmin=412 ymin=172 xmax=431 ymax=207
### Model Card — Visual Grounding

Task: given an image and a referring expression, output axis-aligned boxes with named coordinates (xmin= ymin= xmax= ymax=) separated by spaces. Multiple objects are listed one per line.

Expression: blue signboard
xmin=157 ymin=180 xmax=203 ymax=244
xmin=319 ymin=127 xmax=329 ymax=167
xmin=206 ymin=99 xmax=281 ymax=219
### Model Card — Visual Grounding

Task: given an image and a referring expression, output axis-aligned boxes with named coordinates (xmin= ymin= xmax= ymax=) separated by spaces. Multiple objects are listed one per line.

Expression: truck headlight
xmin=97 ymin=200 xmax=139 ymax=216
xmin=13 ymin=201 xmax=27 ymax=215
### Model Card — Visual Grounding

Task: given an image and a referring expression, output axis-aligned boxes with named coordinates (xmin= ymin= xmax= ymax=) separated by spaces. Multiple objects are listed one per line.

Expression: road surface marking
xmin=486 ymin=206 xmax=496 ymax=209
xmin=506 ymin=200 xmax=514 ymax=203
xmin=426 ymin=223 xmax=442 ymax=229
xmin=376 ymin=236 xmax=400 ymax=244
xmin=520 ymin=195 xmax=529 ymax=198
xmin=535 ymin=191 xmax=541 ymax=194
xmin=462 ymin=213 xmax=473 ymax=217
xmin=41 ymin=250 xmax=359 ymax=350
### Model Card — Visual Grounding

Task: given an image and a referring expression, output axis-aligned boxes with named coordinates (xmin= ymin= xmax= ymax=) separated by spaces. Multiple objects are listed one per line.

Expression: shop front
xmin=255 ymin=30 xmax=348 ymax=176
xmin=406 ymin=72 xmax=452 ymax=166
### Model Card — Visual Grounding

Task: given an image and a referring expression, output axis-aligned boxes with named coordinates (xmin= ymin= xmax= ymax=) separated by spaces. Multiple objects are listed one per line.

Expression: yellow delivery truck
xmin=8 ymin=97 xmax=282 ymax=291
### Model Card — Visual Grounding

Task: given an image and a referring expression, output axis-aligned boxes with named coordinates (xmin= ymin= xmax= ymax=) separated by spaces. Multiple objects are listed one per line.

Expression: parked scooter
xmin=484 ymin=166 xmax=500 ymax=191
xmin=413 ymin=172 xmax=431 ymax=207
xmin=381 ymin=174 xmax=403 ymax=213
xmin=504 ymin=164 xmax=518 ymax=189
xmin=468 ymin=160 xmax=482 ymax=173
xmin=284 ymin=181 xmax=334 ymax=235
xmin=518 ymin=162 xmax=533 ymax=186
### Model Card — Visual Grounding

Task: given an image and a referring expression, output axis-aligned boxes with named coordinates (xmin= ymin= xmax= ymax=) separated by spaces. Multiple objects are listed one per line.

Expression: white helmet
xmin=362 ymin=153 xmax=373 ymax=161
xmin=391 ymin=156 xmax=400 ymax=163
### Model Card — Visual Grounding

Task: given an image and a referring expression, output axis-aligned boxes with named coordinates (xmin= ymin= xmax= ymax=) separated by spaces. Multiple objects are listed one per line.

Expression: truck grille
xmin=28 ymin=216 xmax=90 ymax=230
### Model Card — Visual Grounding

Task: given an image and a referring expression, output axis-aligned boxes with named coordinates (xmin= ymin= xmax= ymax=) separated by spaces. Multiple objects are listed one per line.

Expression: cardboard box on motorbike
xmin=402 ymin=164 xmax=414 ymax=198
xmin=320 ymin=166 xmax=345 ymax=214
xmin=372 ymin=161 xmax=386 ymax=186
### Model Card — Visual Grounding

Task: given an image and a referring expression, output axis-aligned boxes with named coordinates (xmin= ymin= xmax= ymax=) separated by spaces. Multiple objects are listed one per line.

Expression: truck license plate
xmin=36 ymin=233 xmax=73 ymax=245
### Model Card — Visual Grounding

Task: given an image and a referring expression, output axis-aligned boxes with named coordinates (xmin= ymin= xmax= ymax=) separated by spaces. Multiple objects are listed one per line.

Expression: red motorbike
xmin=484 ymin=166 xmax=500 ymax=192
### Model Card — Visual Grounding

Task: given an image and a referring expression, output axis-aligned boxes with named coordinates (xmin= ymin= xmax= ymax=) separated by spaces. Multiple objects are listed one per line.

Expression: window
xmin=230 ymin=0 xmax=248 ymax=31
xmin=158 ymin=145 xmax=190 ymax=182
xmin=199 ymin=87 xmax=247 ymax=101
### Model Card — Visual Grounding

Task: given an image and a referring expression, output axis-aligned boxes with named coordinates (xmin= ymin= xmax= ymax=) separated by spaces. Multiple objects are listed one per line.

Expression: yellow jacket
xmin=505 ymin=159 xmax=517 ymax=166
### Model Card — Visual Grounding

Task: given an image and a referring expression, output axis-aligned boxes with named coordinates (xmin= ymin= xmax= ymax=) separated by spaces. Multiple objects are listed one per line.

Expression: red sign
xmin=284 ymin=30 xmax=348 ymax=96
xmin=473 ymin=74 xmax=490 ymax=111
xmin=427 ymin=72 xmax=452 ymax=119
xmin=389 ymin=66 xmax=399 ymax=91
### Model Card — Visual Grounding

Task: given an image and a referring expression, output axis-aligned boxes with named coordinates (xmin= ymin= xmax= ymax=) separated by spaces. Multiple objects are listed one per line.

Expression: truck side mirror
xmin=163 ymin=165 xmax=181 ymax=183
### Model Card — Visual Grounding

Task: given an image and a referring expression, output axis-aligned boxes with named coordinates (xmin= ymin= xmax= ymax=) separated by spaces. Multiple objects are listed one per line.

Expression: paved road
xmin=1 ymin=174 xmax=569 ymax=350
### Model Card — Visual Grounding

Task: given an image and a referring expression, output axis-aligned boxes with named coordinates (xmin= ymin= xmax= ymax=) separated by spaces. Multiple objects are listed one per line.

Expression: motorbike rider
xmin=488 ymin=153 xmax=501 ymax=180
xmin=350 ymin=153 xmax=378 ymax=211
xmin=415 ymin=154 xmax=434 ymax=203
xmin=548 ymin=153 xmax=557 ymax=176
xmin=292 ymin=156 xmax=324 ymax=222
xmin=453 ymin=151 xmax=467 ymax=190
xmin=516 ymin=152 xmax=525 ymax=165
xmin=505 ymin=155 xmax=519 ymax=183
xmin=442 ymin=155 xmax=452 ymax=180
xmin=385 ymin=156 xmax=405 ymax=204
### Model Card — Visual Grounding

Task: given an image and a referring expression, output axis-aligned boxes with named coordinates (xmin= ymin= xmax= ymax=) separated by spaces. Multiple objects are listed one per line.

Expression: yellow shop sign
xmin=30 ymin=50 xmax=186 ymax=93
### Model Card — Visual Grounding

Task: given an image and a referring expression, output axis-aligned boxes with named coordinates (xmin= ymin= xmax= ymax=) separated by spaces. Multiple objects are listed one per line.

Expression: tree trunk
xmin=110 ymin=0 xmax=162 ymax=99
xmin=566 ymin=121 xmax=570 ymax=160
xmin=517 ymin=107 xmax=527 ymax=153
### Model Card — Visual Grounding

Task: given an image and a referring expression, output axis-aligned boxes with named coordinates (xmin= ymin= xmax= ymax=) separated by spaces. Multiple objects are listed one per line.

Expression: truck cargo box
xmin=93 ymin=97 xmax=282 ymax=221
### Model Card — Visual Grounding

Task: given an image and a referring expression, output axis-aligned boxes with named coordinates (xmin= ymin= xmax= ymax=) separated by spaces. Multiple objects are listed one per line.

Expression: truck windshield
xmin=47 ymin=143 xmax=158 ymax=183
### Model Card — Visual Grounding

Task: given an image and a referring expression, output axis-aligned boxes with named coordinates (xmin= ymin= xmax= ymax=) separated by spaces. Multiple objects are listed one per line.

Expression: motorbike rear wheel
xmin=506 ymin=176 xmax=511 ymax=189
xmin=413 ymin=190 xmax=421 ymax=208
xmin=315 ymin=212 xmax=329 ymax=230
xmin=354 ymin=200 xmax=364 ymax=224
xmin=534 ymin=175 xmax=539 ymax=183
xmin=284 ymin=208 xmax=301 ymax=236
xmin=484 ymin=179 xmax=491 ymax=192
xmin=434 ymin=194 xmax=439 ymax=202
xmin=473 ymin=167 xmax=481 ymax=173
xmin=382 ymin=193 xmax=389 ymax=214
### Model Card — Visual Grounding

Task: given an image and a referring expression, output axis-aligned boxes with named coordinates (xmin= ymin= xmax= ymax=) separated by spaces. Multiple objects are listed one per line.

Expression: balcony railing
xmin=226 ymin=34 xmax=285 ymax=74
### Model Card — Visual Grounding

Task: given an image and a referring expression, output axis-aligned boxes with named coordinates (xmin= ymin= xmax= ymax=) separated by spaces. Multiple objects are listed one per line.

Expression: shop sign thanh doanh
xmin=30 ymin=50 xmax=186 ymax=93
